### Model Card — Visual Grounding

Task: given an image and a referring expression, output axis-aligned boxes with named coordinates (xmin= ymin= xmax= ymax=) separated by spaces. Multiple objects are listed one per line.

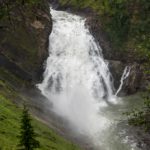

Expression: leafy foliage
xmin=124 ymin=90 xmax=150 ymax=132
xmin=60 ymin=0 xmax=150 ymax=62
xmin=18 ymin=106 xmax=40 ymax=150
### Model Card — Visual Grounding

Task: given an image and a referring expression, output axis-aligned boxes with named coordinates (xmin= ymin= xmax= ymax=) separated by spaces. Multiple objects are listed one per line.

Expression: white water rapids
xmin=38 ymin=9 xmax=139 ymax=150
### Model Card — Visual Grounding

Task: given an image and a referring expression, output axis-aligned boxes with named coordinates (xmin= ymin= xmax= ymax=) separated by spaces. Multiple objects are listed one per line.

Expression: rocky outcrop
xmin=50 ymin=0 xmax=148 ymax=95
xmin=85 ymin=12 xmax=149 ymax=95
xmin=122 ymin=63 xmax=144 ymax=94
xmin=0 ymin=1 xmax=52 ymax=87
xmin=109 ymin=60 xmax=125 ymax=91
xmin=109 ymin=61 xmax=145 ymax=95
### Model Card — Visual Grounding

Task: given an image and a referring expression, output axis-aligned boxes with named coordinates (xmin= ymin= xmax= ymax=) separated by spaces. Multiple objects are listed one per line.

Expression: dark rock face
xmin=118 ymin=121 xmax=150 ymax=150
xmin=85 ymin=15 xmax=147 ymax=95
xmin=0 ymin=54 xmax=31 ymax=81
xmin=0 ymin=1 xmax=52 ymax=87
xmin=49 ymin=0 xmax=60 ymax=8
xmin=86 ymin=17 xmax=114 ymax=61
xmin=109 ymin=62 xmax=144 ymax=95
xmin=50 ymin=1 xmax=147 ymax=95
xmin=109 ymin=60 xmax=148 ymax=96
xmin=122 ymin=63 xmax=144 ymax=94
xmin=108 ymin=60 xmax=125 ymax=91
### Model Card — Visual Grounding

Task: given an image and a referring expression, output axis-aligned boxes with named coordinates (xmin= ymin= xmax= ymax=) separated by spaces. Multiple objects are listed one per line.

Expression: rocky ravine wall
xmin=1 ymin=0 xmax=146 ymax=95
xmin=86 ymin=17 xmax=146 ymax=95
xmin=0 ymin=1 xmax=52 ymax=88
xmin=0 ymin=1 xmax=62 ymax=139
xmin=49 ymin=0 xmax=148 ymax=95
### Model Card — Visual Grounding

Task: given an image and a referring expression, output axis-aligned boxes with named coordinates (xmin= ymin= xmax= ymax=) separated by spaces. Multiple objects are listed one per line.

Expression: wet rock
xmin=86 ymin=16 xmax=115 ymax=61
xmin=123 ymin=63 xmax=143 ymax=95
xmin=109 ymin=62 xmax=144 ymax=95
xmin=108 ymin=60 xmax=125 ymax=91
xmin=118 ymin=121 xmax=150 ymax=150
xmin=49 ymin=1 xmax=145 ymax=95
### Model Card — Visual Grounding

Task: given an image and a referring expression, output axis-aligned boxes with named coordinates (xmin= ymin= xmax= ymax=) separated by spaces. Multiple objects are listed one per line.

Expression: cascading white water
xmin=38 ymin=8 xmax=138 ymax=150
xmin=115 ymin=66 xmax=131 ymax=96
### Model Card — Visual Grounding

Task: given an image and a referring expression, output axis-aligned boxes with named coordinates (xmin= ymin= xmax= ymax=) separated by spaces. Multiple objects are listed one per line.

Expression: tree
xmin=18 ymin=105 xmax=40 ymax=150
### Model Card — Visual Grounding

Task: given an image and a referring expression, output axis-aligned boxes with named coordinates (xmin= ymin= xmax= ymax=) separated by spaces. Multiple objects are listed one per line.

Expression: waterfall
xmin=115 ymin=66 xmax=131 ymax=96
xmin=38 ymin=8 xmax=118 ymax=147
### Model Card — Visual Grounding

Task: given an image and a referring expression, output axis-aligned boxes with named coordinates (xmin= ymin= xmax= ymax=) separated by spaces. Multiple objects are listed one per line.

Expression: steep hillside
xmin=0 ymin=84 xmax=80 ymax=150
xmin=0 ymin=0 xmax=52 ymax=86
xmin=0 ymin=1 xmax=81 ymax=149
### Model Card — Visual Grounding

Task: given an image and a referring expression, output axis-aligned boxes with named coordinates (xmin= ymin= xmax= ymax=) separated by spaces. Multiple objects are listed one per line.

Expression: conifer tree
xmin=18 ymin=105 xmax=40 ymax=150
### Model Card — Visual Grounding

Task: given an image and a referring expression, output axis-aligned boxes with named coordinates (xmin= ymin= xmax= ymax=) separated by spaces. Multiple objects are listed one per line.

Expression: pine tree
xmin=18 ymin=105 xmax=40 ymax=150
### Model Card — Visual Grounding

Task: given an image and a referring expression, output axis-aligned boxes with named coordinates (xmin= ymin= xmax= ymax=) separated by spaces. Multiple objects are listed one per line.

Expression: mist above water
xmin=38 ymin=8 xmax=138 ymax=150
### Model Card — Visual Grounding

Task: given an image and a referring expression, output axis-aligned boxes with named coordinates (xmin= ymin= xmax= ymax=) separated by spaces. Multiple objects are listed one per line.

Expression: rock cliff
xmin=0 ymin=0 xmax=52 ymax=88
xmin=49 ymin=0 xmax=149 ymax=95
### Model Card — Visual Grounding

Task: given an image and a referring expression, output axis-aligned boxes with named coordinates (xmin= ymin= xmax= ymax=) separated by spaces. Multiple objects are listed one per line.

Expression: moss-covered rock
xmin=0 ymin=0 xmax=52 ymax=86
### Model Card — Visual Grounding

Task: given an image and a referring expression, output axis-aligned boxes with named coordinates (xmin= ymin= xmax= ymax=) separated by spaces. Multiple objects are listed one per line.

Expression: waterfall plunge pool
xmin=37 ymin=8 xmax=144 ymax=150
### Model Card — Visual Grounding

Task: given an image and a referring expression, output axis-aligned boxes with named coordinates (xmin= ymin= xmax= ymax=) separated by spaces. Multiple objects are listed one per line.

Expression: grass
xmin=0 ymin=2 xmax=80 ymax=149
xmin=0 ymin=81 xmax=81 ymax=150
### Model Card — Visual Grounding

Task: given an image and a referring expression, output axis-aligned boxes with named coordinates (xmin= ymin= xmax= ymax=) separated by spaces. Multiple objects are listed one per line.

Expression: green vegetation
xmin=0 ymin=1 xmax=77 ymax=149
xmin=0 ymin=87 xmax=80 ymax=150
xmin=59 ymin=0 xmax=150 ymax=63
xmin=0 ymin=0 xmax=149 ymax=147
xmin=124 ymin=90 xmax=150 ymax=132
xmin=18 ymin=106 xmax=40 ymax=150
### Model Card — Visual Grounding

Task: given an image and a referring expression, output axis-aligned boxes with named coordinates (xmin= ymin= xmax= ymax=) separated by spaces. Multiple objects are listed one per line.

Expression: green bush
xmin=124 ymin=90 xmax=150 ymax=132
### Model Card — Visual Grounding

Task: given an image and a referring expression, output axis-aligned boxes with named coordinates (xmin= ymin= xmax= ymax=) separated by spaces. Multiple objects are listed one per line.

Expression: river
xmin=38 ymin=8 xmax=142 ymax=150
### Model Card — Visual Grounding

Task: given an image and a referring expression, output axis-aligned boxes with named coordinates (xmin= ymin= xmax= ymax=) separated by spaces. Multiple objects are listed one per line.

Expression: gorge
xmin=38 ymin=8 xmax=141 ymax=150
xmin=0 ymin=0 xmax=149 ymax=149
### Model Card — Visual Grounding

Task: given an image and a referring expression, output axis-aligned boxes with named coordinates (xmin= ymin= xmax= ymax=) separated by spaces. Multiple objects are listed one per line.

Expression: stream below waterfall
xmin=38 ymin=8 xmax=143 ymax=150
